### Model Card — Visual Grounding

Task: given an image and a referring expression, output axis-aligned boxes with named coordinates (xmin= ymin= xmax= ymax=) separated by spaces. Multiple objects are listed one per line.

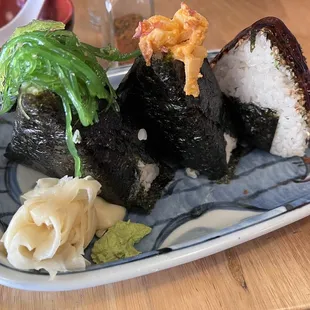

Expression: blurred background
xmin=0 ymin=0 xmax=309 ymax=61
xmin=79 ymin=0 xmax=310 ymax=60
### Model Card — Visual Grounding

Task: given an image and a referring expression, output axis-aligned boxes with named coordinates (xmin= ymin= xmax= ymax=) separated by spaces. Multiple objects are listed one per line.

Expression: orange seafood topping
xmin=133 ymin=3 xmax=209 ymax=97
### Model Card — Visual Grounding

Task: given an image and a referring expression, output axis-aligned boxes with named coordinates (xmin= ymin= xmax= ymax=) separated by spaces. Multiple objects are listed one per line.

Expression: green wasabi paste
xmin=91 ymin=221 xmax=152 ymax=264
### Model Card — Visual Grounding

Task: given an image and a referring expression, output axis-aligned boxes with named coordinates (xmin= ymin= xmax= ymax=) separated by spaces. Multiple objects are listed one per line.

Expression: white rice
xmin=213 ymin=32 xmax=309 ymax=157
xmin=185 ymin=168 xmax=199 ymax=179
xmin=224 ymin=133 xmax=237 ymax=163
xmin=138 ymin=128 xmax=147 ymax=141
xmin=138 ymin=160 xmax=159 ymax=192
xmin=72 ymin=129 xmax=82 ymax=144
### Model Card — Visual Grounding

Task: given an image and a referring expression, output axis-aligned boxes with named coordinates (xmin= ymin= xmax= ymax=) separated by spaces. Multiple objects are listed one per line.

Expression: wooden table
xmin=2 ymin=0 xmax=310 ymax=309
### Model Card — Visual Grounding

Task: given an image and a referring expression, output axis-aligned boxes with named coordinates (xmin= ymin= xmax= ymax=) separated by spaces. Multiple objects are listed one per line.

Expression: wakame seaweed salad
xmin=0 ymin=20 xmax=139 ymax=177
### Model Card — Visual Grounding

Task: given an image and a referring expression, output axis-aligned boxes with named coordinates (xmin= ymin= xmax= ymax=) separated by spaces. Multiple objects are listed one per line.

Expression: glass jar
xmin=88 ymin=0 xmax=154 ymax=66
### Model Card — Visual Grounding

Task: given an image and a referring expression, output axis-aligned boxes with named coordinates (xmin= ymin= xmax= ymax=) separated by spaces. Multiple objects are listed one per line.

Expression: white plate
xmin=0 ymin=205 xmax=309 ymax=291
xmin=1 ymin=50 xmax=310 ymax=291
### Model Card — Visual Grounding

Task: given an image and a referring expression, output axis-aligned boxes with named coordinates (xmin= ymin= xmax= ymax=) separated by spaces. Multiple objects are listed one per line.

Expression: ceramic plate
xmin=1 ymin=50 xmax=310 ymax=291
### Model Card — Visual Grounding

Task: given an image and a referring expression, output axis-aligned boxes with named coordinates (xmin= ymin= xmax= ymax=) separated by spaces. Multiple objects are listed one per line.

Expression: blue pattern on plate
xmin=128 ymin=152 xmax=310 ymax=252
xmin=1 ymin=50 xmax=310 ymax=274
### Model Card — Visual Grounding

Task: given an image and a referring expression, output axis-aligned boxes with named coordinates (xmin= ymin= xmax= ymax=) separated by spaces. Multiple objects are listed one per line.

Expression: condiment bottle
xmin=88 ymin=0 xmax=154 ymax=67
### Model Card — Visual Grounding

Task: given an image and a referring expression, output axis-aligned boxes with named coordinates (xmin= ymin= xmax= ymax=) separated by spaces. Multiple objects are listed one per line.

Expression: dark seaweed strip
xmin=223 ymin=97 xmax=279 ymax=152
xmin=250 ymin=30 xmax=256 ymax=52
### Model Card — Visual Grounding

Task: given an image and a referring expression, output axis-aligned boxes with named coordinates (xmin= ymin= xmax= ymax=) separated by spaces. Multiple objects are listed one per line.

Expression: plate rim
xmin=0 ymin=203 xmax=309 ymax=292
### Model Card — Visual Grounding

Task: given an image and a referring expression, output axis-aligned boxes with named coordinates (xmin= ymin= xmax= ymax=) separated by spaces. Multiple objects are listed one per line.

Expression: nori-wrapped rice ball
xmin=117 ymin=3 xmax=237 ymax=180
xmin=118 ymin=56 xmax=236 ymax=179
xmin=211 ymin=17 xmax=310 ymax=157
xmin=0 ymin=20 xmax=172 ymax=213
xmin=5 ymin=91 xmax=173 ymax=212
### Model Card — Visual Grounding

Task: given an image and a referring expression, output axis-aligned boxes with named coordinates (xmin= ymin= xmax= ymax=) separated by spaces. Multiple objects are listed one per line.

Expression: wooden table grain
xmin=2 ymin=1 xmax=310 ymax=309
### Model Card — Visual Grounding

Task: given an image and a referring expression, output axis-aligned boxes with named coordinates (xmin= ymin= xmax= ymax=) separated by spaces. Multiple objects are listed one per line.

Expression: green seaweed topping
xmin=10 ymin=20 xmax=65 ymax=38
xmin=274 ymin=60 xmax=280 ymax=70
xmin=0 ymin=20 xmax=140 ymax=177
xmin=250 ymin=30 xmax=256 ymax=53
